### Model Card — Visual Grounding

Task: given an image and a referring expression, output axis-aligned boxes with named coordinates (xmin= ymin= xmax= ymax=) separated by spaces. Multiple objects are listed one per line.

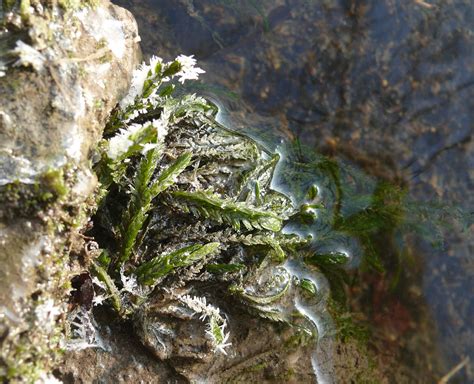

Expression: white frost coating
xmin=176 ymin=55 xmax=205 ymax=84
xmin=71 ymin=168 xmax=96 ymax=199
xmin=106 ymin=124 xmax=140 ymax=160
xmin=0 ymin=110 xmax=11 ymax=127
xmin=0 ymin=57 xmax=7 ymax=77
xmin=63 ymin=123 xmax=84 ymax=161
xmin=92 ymin=294 xmax=108 ymax=307
xmin=93 ymin=62 xmax=111 ymax=89
xmin=140 ymin=142 xmax=158 ymax=155
xmin=119 ymin=55 xmax=205 ymax=109
xmin=0 ymin=54 xmax=7 ymax=77
xmin=67 ymin=308 xmax=106 ymax=351
xmin=152 ymin=117 xmax=169 ymax=141
xmin=119 ymin=58 xmax=158 ymax=108
xmin=120 ymin=266 xmax=147 ymax=297
xmin=37 ymin=372 xmax=63 ymax=384
xmin=92 ymin=276 xmax=107 ymax=291
xmin=178 ymin=295 xmax=232 ymax=354
xmin=12 ymin=40 xmax=46 ymax=71
xmin=35 ymin=299 xmax=62 ymax=333
xmin=6 ymin=235 xmax=51 ymax=304
xmin=21 ymin=236 xmax=50 ymax=271
xmin=107 ymin=119 xmax=169 ymax=160
xmin=76 ymin=7 xmax=126 ymax=59
xmin=179 ymin=295 xmax=221 ymax=321
xmin=0 ymin=306 xmax=22 ymax=324
xmin=61 ymin=83 xmax=86 ymax=161
xmin=0 ymin=152 xmax=38 ymax=185
xmin=0 ymin=152 xmax=71 ymax=186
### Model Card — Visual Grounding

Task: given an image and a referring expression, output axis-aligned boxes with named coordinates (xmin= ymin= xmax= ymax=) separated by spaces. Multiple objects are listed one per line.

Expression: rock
xmin=0 ymin=1 xmax=140 ymax=381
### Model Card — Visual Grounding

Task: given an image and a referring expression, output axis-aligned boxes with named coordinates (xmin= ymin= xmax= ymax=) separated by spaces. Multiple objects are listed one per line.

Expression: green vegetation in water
xmin=274 ymin=138 xmax=470 ymax=305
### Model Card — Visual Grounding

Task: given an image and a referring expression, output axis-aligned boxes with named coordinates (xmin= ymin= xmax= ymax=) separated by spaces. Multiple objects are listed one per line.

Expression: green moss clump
xmin=1 ymin=0 xmax=99 ymax=26
xmin=58 ymin=0 xmax=99 ymax=10
xmin=0 ymin=167 xmax=68 ymax=220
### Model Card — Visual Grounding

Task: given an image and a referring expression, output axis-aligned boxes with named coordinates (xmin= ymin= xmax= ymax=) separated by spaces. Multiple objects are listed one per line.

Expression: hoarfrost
xmin=12 ymin=40 xmax=46 ymax=71
xmin=76 ymin=7 xmax=126 ymax=59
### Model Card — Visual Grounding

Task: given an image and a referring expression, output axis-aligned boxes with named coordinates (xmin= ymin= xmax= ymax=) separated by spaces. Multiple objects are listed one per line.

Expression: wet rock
xmin=0 ymin=1 xmax=140 ymax=380
xmin=59 ymin=306 xmax=182 ymax=384
xmin=136 ymin=291 xmax=215 ymax=362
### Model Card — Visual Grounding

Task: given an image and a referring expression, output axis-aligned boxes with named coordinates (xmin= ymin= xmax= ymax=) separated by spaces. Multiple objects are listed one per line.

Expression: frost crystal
xmin=151 ymin=117 xmax=169 ymax=141
xmin=119 ymin=63 xmax=151 ymax=108
xmin=179 ymin=295 xmax=231 ymax=354
xmin=180 ymin=294 xmax=221 ymax=320
xmin=148 ymin=55 xmax=163 ymax=73
xmin=119 ymin=54 xmax=204 ymax=110
xmin=76 ymin=7 xmax=126 ymax=59
xmin=92 ymin=294 xmax=108 ymax=307
xmin=92 ymin=276 xmax=107 ymax=291
xmin=107 ymin=133 xmax=133 ymax=160
xmin=119 ymin=56 xmax=165 ymax=108
xmin=120 ymin=265 xmax=146 ymax=296
xmin=141 ymin=142 xmax=159 ymax=155
xmin=207 ymin=319 xmax=232 ymax=355
xmin=176 ymin=55 xmax=205 ymax=84
xmin=35 ymin=299 xmax=61 ymax=333
xmin=66 ymin=308 xmax=102 ymax=351
xmin=106 ymin=123 xmax=142 ymax=160
xmin=37 ymin=372 xmax=63 ymax=384
xmin=13 ymin=40 xmax=46 ymax=71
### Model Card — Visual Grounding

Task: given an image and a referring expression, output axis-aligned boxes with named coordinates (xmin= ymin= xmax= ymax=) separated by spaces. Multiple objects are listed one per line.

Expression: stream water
xmin=114 ymin=1 xmax=473 ymax=382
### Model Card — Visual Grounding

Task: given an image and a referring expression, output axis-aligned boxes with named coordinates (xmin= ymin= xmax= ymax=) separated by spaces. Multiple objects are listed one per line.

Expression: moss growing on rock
xmin=0 ymin=168 xmax=68 ymax=220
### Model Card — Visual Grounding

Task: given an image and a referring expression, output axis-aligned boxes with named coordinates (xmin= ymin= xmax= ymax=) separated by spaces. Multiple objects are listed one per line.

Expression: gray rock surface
xmin=0 ymin=1 xmax=140 ymax=380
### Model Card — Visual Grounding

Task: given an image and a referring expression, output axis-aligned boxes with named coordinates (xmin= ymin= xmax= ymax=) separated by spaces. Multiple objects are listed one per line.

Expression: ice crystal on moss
xmin=179 ymin=295 xmax=231 ymax=354
xmin=176 ymin=54 xmax=205 ymax=83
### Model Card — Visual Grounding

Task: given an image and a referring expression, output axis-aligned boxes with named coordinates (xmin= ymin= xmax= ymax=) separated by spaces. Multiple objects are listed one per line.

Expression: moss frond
xmin=118 ymin=151 xmax=192 ymax=266
xmin=91 ymin=263 xmax=122 ymax=312
xmin=136 ymin=242 xmax=220 ymax=285
xmin=171 ymin=189 xmax=283 ymax=232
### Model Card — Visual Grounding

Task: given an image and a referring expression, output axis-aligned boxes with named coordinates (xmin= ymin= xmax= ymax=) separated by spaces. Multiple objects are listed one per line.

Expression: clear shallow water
xmin=115 ymin=0 xmax=473 ymax=381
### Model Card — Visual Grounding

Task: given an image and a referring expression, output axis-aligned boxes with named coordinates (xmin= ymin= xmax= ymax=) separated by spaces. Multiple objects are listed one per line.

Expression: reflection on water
xmin=284 ymin=259 xmax=335 ymax=384
xmin=115 ymin=0 xmax=473 ymax=381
